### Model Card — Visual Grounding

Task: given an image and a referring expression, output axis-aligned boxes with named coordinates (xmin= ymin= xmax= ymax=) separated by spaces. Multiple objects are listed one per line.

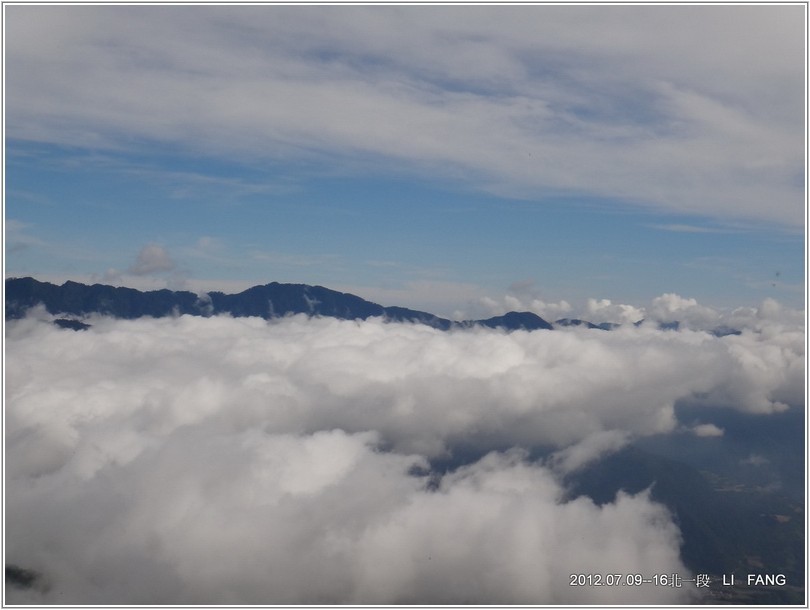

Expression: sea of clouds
xmin=5 ymin=300 xmax=803 ymax=604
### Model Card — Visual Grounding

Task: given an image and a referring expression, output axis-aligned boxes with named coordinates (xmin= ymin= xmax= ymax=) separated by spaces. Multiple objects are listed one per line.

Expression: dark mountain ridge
xmin=4 ymin=277 xmax=740 ymax=336
xmin=554 ymin=318 xmax=619 ymax=331
xmin=5 ymin=277 xmax=541 ymax=332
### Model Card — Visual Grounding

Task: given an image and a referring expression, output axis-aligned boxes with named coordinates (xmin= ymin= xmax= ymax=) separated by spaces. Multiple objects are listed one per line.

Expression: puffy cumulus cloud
xmin=467 ymin=291 xmax=805 ymax=334
xmin=5 ymin=429 xmax=693 ymax=605
xmin=111 ymin=243 xmax=190 ymax=290
xmin=564 ymin=293 xmax=800 ymax=336
xmin=504 ymin=295 xmax=574 ymax=322
xmin=691 ymin=423 xmax=724 ymax=437
xmin=488 ymin=294 xmax=643 ymax=328
xmin=736 ymin=297 xmax=806 ymax=333
xmin=3 ymin=315 xmax=737 ymax=459
xmin=647 ymin=293 xmax=720 ymax=329
xmin=351 ymin=452 xmax=690 ymax=605
xmin=5 ymin=312 xmax=802 ymax=603
xmin=7 ymin=312 xmax=803 ymax=451
xmin=494 ymin=280 xmax=575 ymax=322
xmin=585 ymin=298 xmax=645 ymax=326
xmin=685 ymin=326 xmax=805 ymax=414
xmin=127 ymin=243 xmax=176 ymax=276
xmin=668 ymin=299 xmax=805 ymax=415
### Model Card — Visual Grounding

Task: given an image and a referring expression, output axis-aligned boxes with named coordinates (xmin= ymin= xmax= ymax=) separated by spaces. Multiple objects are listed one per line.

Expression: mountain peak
xmin=477 ymin=311 xmax=553 ymax=331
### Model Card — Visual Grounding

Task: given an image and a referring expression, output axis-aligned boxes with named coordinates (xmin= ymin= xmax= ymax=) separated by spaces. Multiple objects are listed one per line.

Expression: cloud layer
xmin=5 ymin=5 xmax=803 ymax=228
xmin=5 ymin=309 xmax=802 ymax=604
xmin=472 ymin=290 xmax=805 ymax=335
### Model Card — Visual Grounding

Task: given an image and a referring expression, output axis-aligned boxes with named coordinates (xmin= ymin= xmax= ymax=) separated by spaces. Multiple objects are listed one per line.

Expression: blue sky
xmin=4 ymin=4 xmax=805 ymax=319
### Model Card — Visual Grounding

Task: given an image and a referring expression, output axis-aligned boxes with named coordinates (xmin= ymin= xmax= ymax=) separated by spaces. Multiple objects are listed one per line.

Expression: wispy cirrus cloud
xmin=648 ymin=223 xmax=729 ymax=234
xmin=5 ymin=5 xmax=803 ymax=228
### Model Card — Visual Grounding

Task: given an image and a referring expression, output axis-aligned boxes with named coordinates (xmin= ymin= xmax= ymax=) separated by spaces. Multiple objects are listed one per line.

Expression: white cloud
xmin=5 ymin=426 xmax=693 ymax=604
xmin=6 ymin=311 xmax=803 ymax=603
xmin=5 ymin=5 xmax=803 ymax=228
xmin=549 ymin=429 xmax=630 ymax=475
xmin=585 ymin=298 xmax=645 ymax=326
xmin=647 ymin=293 xmax=720 ymax=329
xmin=649 ymin=223 xmax=727 ymax=234
xmin=741 ymin=453 xmax=770 ymax=467
xmin=691 ymin=328 xmax=805 ymax=414
xmin=351 ymin=451 xmax=690 ymax=605
xmin=691 ymin=423 xmax=724 ymax=437
xmin=128 ymin=243 xmax=176 ymax=276
xmin=469 ymin=291 xmax=783 ymax=331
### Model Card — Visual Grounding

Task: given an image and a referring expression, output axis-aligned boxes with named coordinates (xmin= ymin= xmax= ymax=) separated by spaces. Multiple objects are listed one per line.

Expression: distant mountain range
xmin=4 ymin=277 xmax=740 ymax=336
xmin=4 ymin=277 xmax=556 ymax=331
